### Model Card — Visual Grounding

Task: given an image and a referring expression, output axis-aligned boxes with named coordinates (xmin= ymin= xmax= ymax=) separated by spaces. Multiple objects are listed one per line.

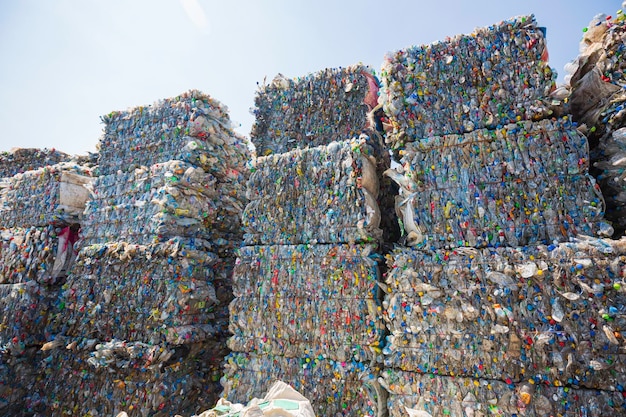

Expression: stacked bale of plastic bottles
xmin=224 ymin=65 xmax=392 ymax=416
xmin=0 ymin=154 xmax=92 ymax=415
xmin=379 ymin=14 xmax=624 ymax=417
xmin=36 ymin=90 xmax=251 ymax=417
xmin=564 ymin=11 xmax=626 ymax=233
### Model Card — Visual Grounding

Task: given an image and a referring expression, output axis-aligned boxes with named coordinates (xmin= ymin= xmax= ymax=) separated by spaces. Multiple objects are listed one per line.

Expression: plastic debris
xmin=385 ymin=117 xmax=607 ymax=249
xmin=379 ymin=15 xmax=555 ymax=150
xmin=0 ymin=163 xmax=92 ymax=228
xmin=222 ymin=352 xmax=384 ymax=417
xmin=229 ymin=243 xmax=384 ymax=363
xmin=250 ymin=65 xmax=380 ymax=155
xmin=0 ymin=148 xmax=70 ymax=178
xmin=243 ymin=135 xmax=385 ymax=245
xmin=380 ymin=370 xmax=626 ymax=417
xmin=383 ymin=237 xmax=626 ymax=391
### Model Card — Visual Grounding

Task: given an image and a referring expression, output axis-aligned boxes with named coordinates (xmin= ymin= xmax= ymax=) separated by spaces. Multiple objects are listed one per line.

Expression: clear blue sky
xmin=0 ymin=0 xmax=622 ymax=155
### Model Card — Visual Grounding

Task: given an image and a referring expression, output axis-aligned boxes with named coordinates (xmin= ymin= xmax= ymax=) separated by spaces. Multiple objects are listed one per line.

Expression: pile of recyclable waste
xmin=226 ymin=62 xmax=390 ymax=415
xmin=0 ymin=153 xmax=92 ymax=415
xmin=51 ymin=240 xmax=226 ymax=344
xmin=384 ymin=117 xmax=608 ymax=250
xmin=377 ymin=12 xmax=626 ymax=417
xmin=0 ymin=225 xmax=78 ymax=286
xmin=243 ymin=136 xmax=383 ymax=245
xmin=379 ymin=14 xmax=556 ymax=151
xmin=250 ymin=65 xmax=380 ymax=155
xmin=564 ymin=12 xmax=626 ymax=233
xmin=27 ymin=339 xmax=223 ymax=417
xmin=97 ymin=90 xmax=250 ymax=181
xmin=0 ymin=148 xmax=70 ymax=178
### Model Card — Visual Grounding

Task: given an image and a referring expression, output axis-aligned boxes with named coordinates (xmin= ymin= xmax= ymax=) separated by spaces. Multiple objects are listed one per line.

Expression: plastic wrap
xmin=199 ymin=381 xmax=316 ymax=417
xmin=383 ymin=238 xmax=626 ymax=390
xmin=97 ymin=90 xmax=251 ymax=180
xmin=0 ymin=163 xmax=92 ymax=228
xmin=0 ymin=225 xmax=78 ymax=285
xmin=229 ymin=243 xmax=383 ymax=363
xmin=80 ymin=160 xmax=246 ymax=256
xmin=385 ymin=118 xmax=607 ymax=249
xmin=0 ymin=148 xmax=70 ymax=178
xmin=50 ymin=240 xmax=228 ymax=346
xmin=243 ymin=136 xmax=384 ymax=245
xmin=380 ymin=370 xmax=625 ymax=417
xmin=30 ymin=342 xmax=222 ymax=417
xmin=250 ymin=65 xmax=379 ymax=155
xmin=379 ymin=15 xmax=555 ymax=149
xmin=222 ymin=352 xmax=385 ymax=417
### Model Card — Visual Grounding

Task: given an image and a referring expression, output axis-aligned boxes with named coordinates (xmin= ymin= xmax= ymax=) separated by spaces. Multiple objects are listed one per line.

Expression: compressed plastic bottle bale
xmin=250 ymin=65 xmax=380 ymax=155
xmin=49 ymin=240 xmax=222 ymax=345
xmin=243 ymin=135 xmax=384 ymax=245
xmin=97 ymin=90 xmax=251 ymax=180
xmin=567 ymin=14 xmax=626 ymax=139
xmin=230 ymin=243 xmax=384 ymax=363
xmin=380 ymin=370 xmax=626 ymax=417
xmin=379 ymin=14 xmax=556 ymax=149
xmin=0 ymin=350 xmax=42 ymax=414
xmin=33 ymin=342 xmax=222 ymax=417
xmin=0 ymin=225 xmax=79 ymax=285
xmin=594 ymin=128 xmax=626 ymax=232
xmin=385 ymin=118 xmax=607 ymax=249
xmin=222 ymin=352 xmax=384 ymax=417
xmin=564 ymin=14 xmax=626 ymax=233
xmin=0 ymin=148 xmax=70 ymax=178
xmin=0 ymin=163 xmax=93 ymax=228
xmin=80 ymin=160 xmax=247 ymax=257
xmin=0 ymin=282 xmax=54 ymax=353
xmin=383 ymin=237 xmax=626 ymax=390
